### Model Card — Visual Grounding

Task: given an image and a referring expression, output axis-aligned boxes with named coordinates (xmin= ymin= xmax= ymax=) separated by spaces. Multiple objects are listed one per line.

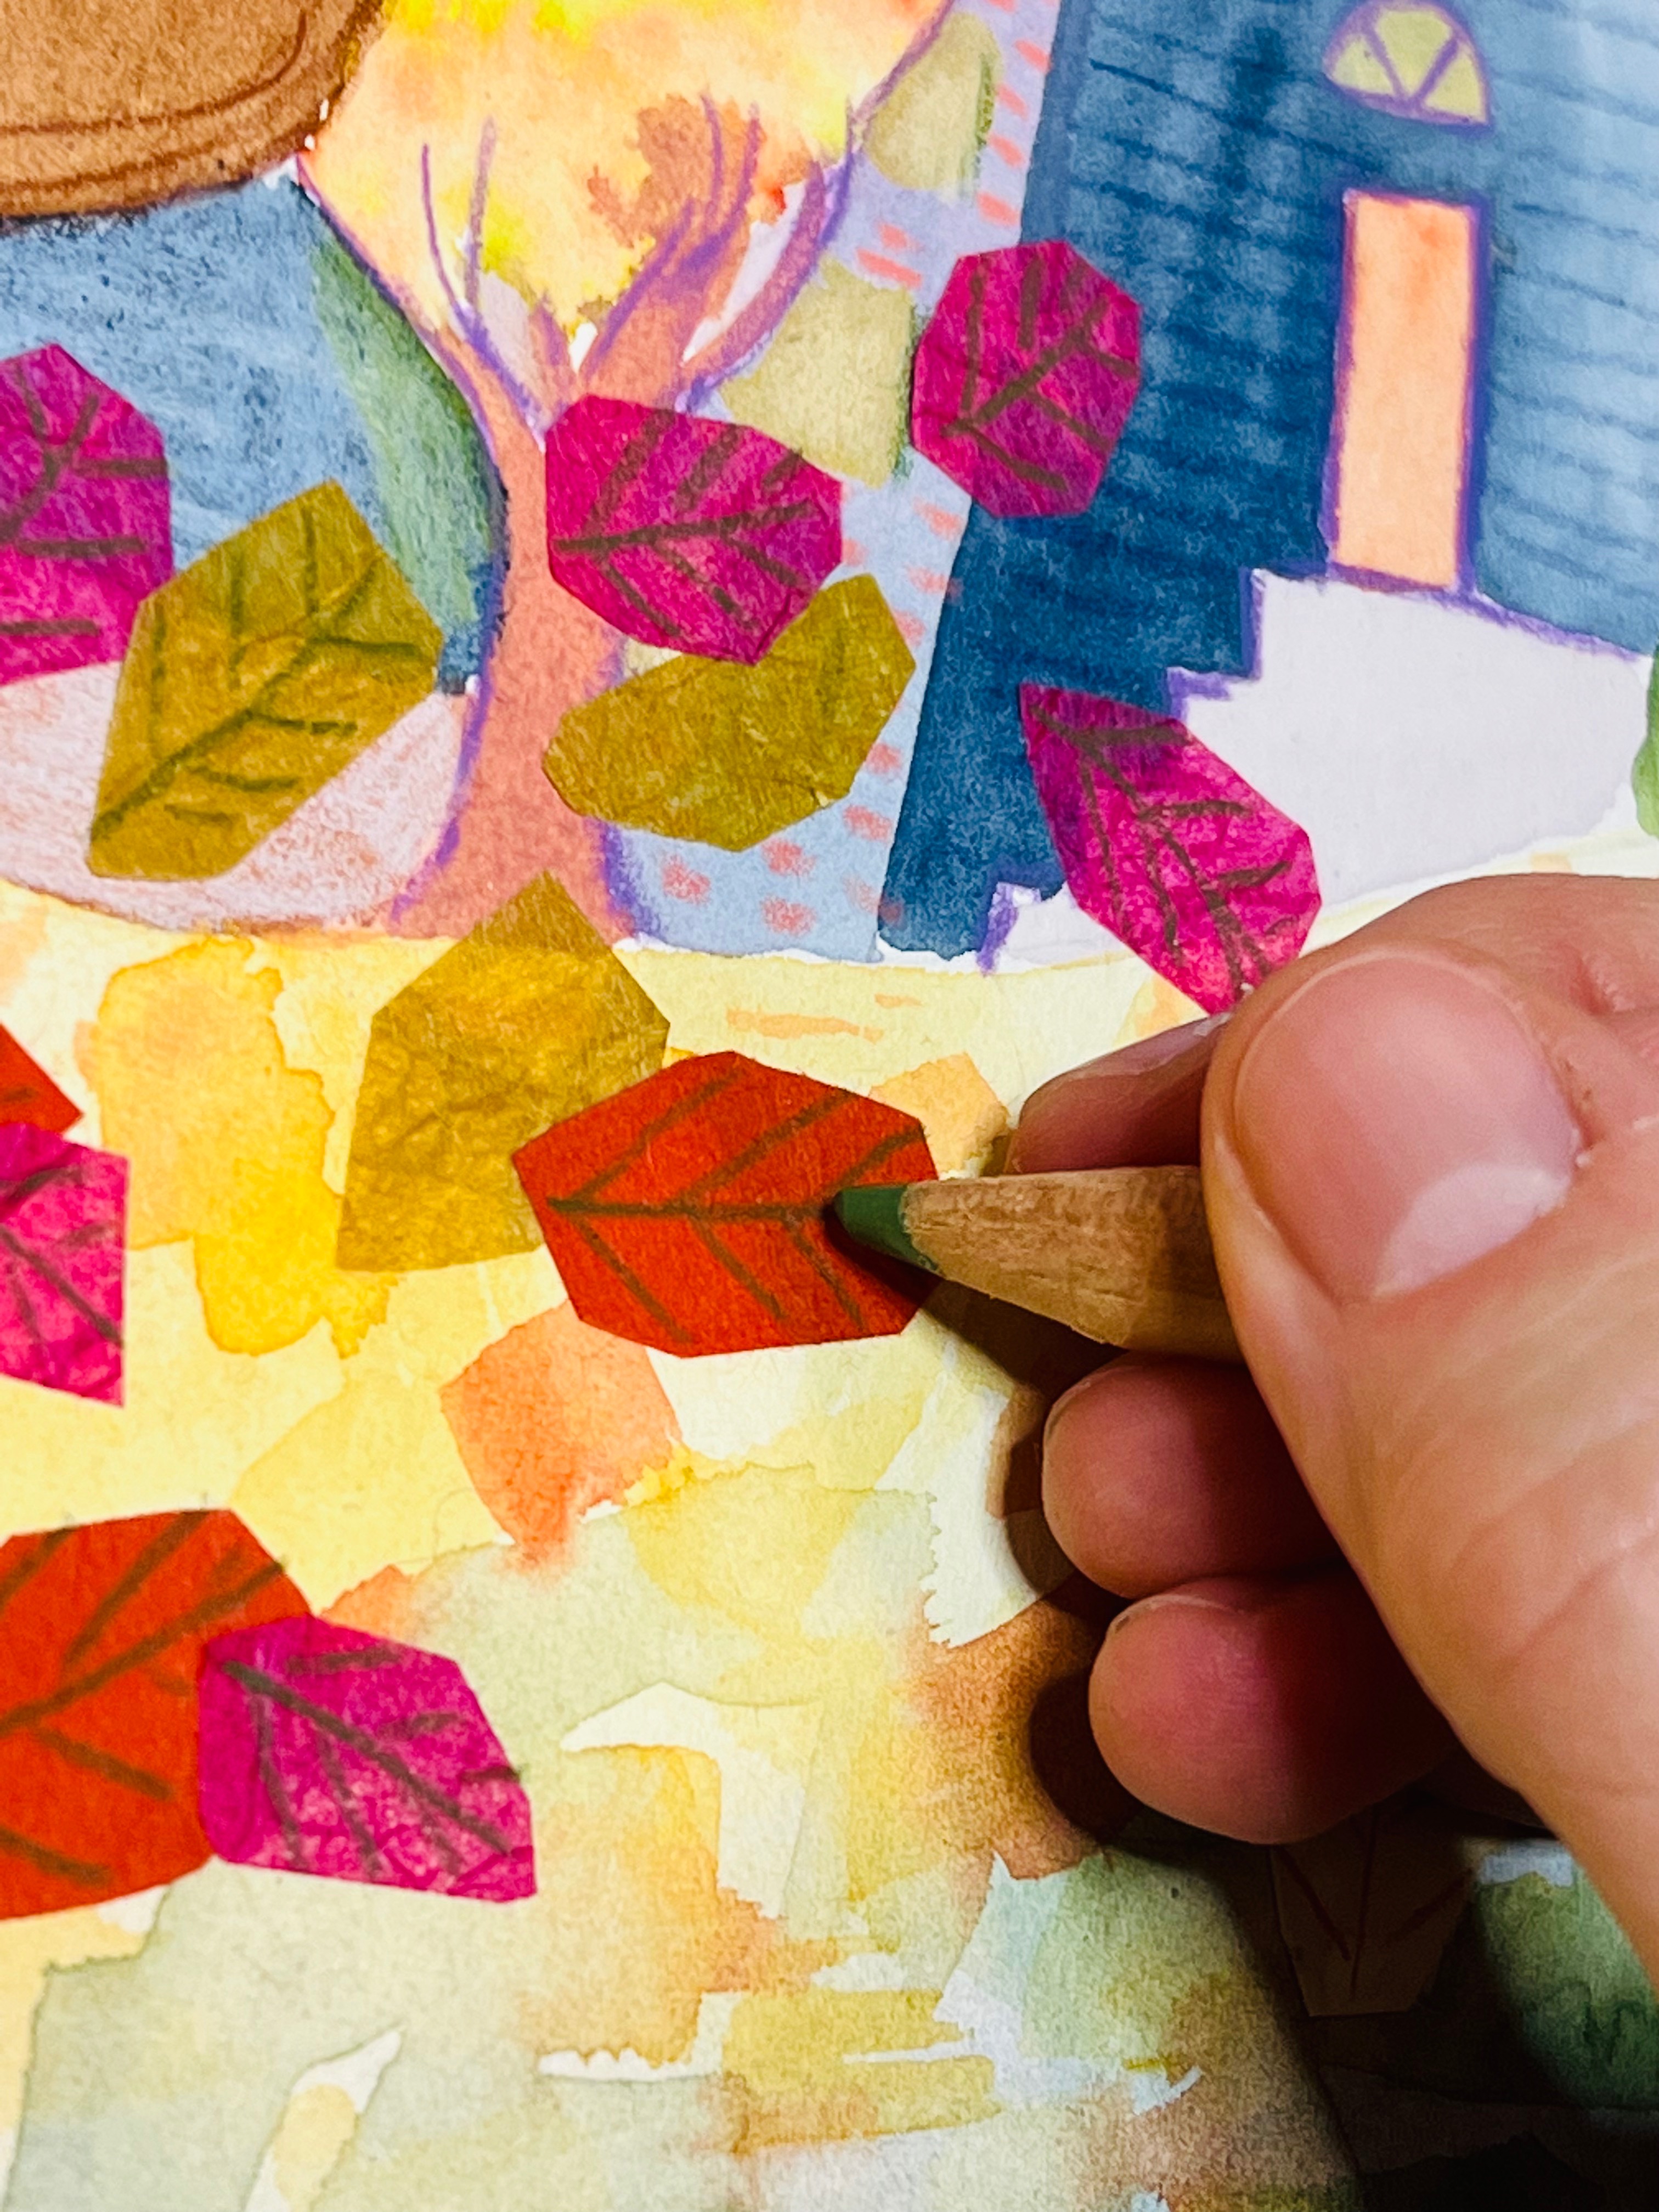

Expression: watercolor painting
xmin=0 ymin=0 xmax=1656 ymax=2205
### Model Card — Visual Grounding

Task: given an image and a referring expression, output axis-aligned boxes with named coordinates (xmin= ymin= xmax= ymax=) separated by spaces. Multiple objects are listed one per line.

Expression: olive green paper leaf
xmin=336 ymin=874 xmax=669 ymax=1273
xmin=88 ymin=481 xmax=441 ymax=879
xmin=543 ymin=575 xmax=915 ymax=850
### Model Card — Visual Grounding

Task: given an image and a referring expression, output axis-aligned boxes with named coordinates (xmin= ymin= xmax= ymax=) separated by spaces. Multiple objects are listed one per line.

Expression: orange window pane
xmin=1330 ymin=193 xmax=1477 ymax=589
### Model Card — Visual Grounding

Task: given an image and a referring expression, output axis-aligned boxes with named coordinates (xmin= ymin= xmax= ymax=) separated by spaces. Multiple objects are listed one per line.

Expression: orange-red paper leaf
xmin=0 ymin=1025 xmax=78 ymax=1135
xmin=514 ymin=1051 xmax=937 ymax=1355
xmin=0 ymin=1510 xmax=308 ymax=1917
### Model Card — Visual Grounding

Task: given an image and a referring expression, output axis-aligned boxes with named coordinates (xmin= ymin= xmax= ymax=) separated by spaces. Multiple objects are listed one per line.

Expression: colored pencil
xmin=836 ymin=1166 xmax=1240 ymax=1362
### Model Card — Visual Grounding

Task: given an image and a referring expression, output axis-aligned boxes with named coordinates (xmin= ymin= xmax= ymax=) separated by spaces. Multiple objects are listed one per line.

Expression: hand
xmin=1018 ymin=876 xmax=1659 ymax=1980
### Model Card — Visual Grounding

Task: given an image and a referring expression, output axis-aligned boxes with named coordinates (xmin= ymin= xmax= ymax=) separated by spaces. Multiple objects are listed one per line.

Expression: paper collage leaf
xmin=88 ymin=481 xmax=441 ymax=881
xmin=1020 ymin=687 xmax=1321 ymax=1013
xmin=0 ymin=1025 xmax=78 ymax=1135
xmin=1272 ymin=1797 xmax=1474 ymax=2016
xmin=198 ymin=1617 xmax=534 ymax=1903
xmin=544 ymin=398 xmax=842 ymax=663
xmin=723 ymin=263 xmax=917 ymax=488
xmin=336 ymin=874 xmax=670 ymax=1273
xmin=514 ymin=1051 xmax=938 ymax=1356
xmin=1323 ymin=3 xmax=1491 ymax=127
xmin=0 ymin=1120 xmax=126 ymax=1404
xmin=0 ymin=1510 xmax=306 ymax=1917
xmin=0 ymin=346 xmax=170 ymax=687
xmin=543 ymin=577 xmax=915 ymax=849
xmin=910 ymin=242 xmax=1141 ymax=519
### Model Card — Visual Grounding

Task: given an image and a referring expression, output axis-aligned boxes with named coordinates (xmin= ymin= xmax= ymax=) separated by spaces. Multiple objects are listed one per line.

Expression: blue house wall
xmin=883 ymin=0 xmax=1659 ymax=956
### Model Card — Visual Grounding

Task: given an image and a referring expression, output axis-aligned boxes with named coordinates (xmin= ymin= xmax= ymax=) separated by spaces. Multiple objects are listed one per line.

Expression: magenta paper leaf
xmin=0 ymin=1121 xmax=126 ymax=1404
xmin=198 ymin=1616 xmax=535 ymax=1903
xmin=1021 ymin=687 xmax=1321 ymax=1013
xmin=544 ymin=397 xmax=841 ymax=663
xmin=0 ymin=346 xmax=171 ymax=687
xmin=910 ymin=242 xmax=1141 ymax=519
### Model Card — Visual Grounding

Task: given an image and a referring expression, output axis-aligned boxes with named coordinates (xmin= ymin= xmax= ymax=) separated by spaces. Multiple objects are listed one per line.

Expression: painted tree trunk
xmin=390 ymin=376 xmax=627 ymax=942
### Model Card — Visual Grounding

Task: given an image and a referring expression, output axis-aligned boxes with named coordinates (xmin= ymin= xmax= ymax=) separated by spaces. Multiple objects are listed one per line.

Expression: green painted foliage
xmin=1635 ymin=650 xmax=1659 ymax=836
xmin=312 ymin=235 xmax=498 ymax=682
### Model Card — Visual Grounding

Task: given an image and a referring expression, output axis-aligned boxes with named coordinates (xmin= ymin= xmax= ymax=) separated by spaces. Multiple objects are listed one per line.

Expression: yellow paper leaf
xmin=89 ymin=482 xmax=441 ymax=881
xmin=724 ymin=263 xmax=916 ymax=487
xmin=543 ymin=578 xmax=914 ymax=849
xmin=865 ymin=12 xmax=1000 ymax=196
xmin=336 ymin=874 xmax=668 ymax=1271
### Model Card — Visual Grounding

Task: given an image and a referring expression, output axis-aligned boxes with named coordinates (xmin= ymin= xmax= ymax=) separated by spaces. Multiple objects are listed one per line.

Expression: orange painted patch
xmin=441 ymin=1303 xmax=680 ymax=1562
xmin=1331 ymin=193 xmax=1476 ymax=589
xmin=975 ymin=191 xmax=1020 ymax=228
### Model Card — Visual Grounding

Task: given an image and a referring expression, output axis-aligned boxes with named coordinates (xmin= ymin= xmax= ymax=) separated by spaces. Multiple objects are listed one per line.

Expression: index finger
xmin=1008 ymin=873 xmax=1659 ymax=1176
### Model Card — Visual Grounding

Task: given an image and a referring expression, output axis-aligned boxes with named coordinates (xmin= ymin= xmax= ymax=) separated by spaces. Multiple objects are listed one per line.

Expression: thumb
xmin=1204 ymin=939 xmax=1659 ymax=1971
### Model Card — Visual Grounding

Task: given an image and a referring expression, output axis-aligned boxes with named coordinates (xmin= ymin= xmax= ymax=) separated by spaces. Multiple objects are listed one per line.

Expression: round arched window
xmin=1323 ymin=3 xmax=1491 ymax=127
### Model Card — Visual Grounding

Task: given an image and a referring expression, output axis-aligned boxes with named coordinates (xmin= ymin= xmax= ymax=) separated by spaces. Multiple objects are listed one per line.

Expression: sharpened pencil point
xmin=834 ymin=1183 xmax=938 ymax=1273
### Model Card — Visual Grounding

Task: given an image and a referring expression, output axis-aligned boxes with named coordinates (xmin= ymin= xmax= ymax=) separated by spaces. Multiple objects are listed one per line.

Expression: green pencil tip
xmin=833 ymin=1183 xmax=936 ymax=1273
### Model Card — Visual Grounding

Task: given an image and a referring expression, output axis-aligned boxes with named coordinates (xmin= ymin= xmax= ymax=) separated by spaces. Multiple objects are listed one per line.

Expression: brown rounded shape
xmin=0 ymin=0 xmax=383 ymax=216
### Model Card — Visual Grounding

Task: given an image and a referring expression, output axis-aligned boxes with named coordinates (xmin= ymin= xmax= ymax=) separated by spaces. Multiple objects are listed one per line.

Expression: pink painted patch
xmin=765 ymin=840 xmax=814 ymax=877
xmin=198 ymin=1616 xmax=535 ymax=1903
xmin=545 ymin=398 xmax=840 ymax=664
xmin=662 ymin=859 xmax=712 ymax=902
xmin=761 ymin=898 xmax=815 ymax=935
xmin=976 ymin=194 xmax=1021 ymax=227
xmin=988 ymin=134 xmax=1026 ymax=166
xmin=997 ymin=85 xmax=1030 ymax=117
xmin=0 ymin=1121 xmax=125 ymax=1404
xmin=894 ymin=612 xmax=926 ymax=646
xmin=843 ymin=806 xmax=894 ymax=842
xmin=867 ymin=742 xmax=903 ymax=775
xmin=1015 ymin=38 xmax=1051 ymax=69
xmin=0 ymin=347 xmax=171 ymax=687
xmin=915 ymin=503 xmax=964 ymax=539
xmin=879 ymin=223 xmax=916 ymax=253
xmin=912 ymin=242 xmax=1140 ymax=519
xmin=1020 ymin=687 xmax=1320 ymax=1013
xmin=843 ymin=876 xmax=881 ymax=914
xmin=855 ymin=251 xmax=923 ymax=291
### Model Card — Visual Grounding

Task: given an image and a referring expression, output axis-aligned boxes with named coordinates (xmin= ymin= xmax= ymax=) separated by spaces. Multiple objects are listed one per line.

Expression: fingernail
xmin=1011 ymin=1015 xmax=1224 ymax=1170
xmin=1104 ymin=1012 xmax=1228 ymax=1074
xmin=1105 ymin=1585 xmax=1263 ymax=1637
xmin=1231 ymin=953 xmax=1580 ymax=1301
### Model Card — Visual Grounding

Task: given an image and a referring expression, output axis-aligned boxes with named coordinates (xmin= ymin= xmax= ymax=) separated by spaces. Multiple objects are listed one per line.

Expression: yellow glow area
xmin=307 ymin=0 xmax=937 ymax=336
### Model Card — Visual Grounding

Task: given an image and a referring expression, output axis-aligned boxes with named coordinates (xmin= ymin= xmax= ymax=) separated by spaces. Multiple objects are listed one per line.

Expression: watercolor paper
xmin=0 ymin=0 xmax=1654 ymax=2204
